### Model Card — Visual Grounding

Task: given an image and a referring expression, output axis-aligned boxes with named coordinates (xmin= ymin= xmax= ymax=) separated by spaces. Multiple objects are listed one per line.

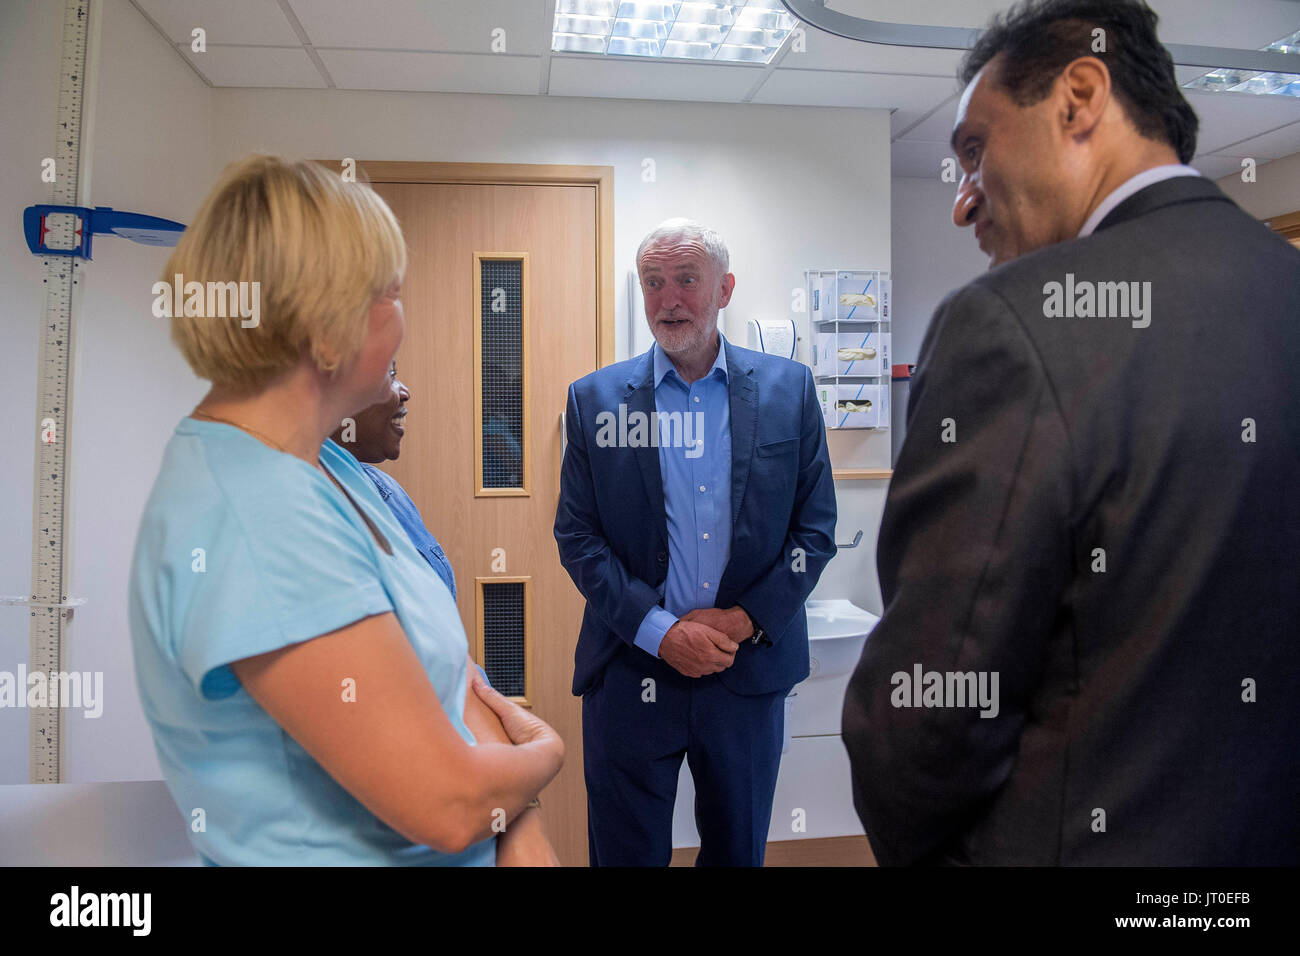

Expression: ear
xmin=717 ymin=272 xmax=736 ymax=309
xmin=1057 ymin=56 xmax=1111 ymax=141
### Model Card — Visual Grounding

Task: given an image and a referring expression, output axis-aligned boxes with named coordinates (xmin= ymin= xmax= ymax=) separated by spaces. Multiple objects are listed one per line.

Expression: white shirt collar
xmin=1078 ymin=164 xmax=1201 ymax=238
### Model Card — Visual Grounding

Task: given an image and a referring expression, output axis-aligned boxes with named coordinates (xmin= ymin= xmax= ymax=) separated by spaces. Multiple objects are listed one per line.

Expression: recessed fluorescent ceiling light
xmin=552 ymin=1 xmax=798 ymax=64
xmin=1183 ymin=29 xmax=1300 ymax=96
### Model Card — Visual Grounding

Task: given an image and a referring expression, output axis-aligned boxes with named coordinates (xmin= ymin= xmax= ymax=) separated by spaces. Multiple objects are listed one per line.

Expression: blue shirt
xmin=632 ymin=334 xmax=733 ymax=657
xmin=360 ymin=462 xmax=457 ymax=599
xmin=128 ymin=418 xmax=495 ymax=866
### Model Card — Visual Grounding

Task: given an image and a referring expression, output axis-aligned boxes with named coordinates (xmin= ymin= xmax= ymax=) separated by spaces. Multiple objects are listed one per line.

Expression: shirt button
xmin=703 ymin=582 xmax=710 ymax=589
xmin=693 ymin=396 xmax=701 ymax=403
xmin=702 ymin=532 xmax=709 ymax=540
xmin=699 ymin=484 xmax=706 ymax=492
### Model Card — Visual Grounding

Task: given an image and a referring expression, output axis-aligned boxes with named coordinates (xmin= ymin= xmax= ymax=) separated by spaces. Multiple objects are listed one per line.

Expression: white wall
xmin=1216 ymin=151 xmax=1300 ymax=221
xmin=0 ymin=0 xmax=212 ymax=785
xmin=211 ymin=88 xmax=893 ymax=368
xmin=889 ymin=177 xmax=990 ymax=365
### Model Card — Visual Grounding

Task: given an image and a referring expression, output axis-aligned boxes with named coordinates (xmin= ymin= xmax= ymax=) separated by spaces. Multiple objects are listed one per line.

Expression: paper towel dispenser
xmin=746 ymin=317 xmax=797 ymax=360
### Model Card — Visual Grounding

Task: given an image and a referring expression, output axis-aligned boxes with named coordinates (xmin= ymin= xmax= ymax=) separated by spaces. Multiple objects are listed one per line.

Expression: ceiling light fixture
xmin=1183 ymin=29 xmax=1300 ymax=97
xmin=552 ymin=1 xmax=799 ymax=64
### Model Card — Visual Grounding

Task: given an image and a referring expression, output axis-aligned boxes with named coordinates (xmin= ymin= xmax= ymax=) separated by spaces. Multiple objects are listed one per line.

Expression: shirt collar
xmin=1078 ymin=164 xmax=1201 ymax=238
xmin=653 ymin=331 xmax=729 ymax=388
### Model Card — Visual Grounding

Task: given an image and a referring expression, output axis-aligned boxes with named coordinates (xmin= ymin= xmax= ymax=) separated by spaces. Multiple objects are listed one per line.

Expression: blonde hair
xmin=162 ymin=155 xmax=407 ymax=392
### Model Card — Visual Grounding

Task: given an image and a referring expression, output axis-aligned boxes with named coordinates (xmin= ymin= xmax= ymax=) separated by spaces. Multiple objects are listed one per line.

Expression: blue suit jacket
xmin=555 ymin=339 xmax=837 ymax=696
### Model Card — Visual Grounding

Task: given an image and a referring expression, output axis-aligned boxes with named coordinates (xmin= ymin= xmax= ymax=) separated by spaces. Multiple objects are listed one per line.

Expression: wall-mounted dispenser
xmin=746 ymin=317 xmax=797 ymax=359
xmin=804 ymin=269 xmax=892 ymax=431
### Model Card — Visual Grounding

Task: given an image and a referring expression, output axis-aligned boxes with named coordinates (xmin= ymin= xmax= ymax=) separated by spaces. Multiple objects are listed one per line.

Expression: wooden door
xmin=367 ymin=170 xmax=607 ymax=866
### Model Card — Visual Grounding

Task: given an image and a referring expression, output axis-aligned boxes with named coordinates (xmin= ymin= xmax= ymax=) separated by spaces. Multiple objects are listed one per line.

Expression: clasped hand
xmin=658 ymin=606 xmax=754 ymax=678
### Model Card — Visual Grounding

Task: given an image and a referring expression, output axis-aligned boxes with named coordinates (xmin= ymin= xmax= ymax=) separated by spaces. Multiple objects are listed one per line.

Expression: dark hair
xmin=959 ymin=0 xmax=1198 ymax=163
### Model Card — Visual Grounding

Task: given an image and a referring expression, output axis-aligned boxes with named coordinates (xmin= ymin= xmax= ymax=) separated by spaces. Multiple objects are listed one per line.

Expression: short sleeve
xmin=176 ymin=474 xmax=394 ymax=700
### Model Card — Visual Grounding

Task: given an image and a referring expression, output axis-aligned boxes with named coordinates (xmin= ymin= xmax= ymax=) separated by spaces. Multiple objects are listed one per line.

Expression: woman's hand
xmin=463 ymin=667 xmax=562 ymax=866
xmin=496 ymin=808 xmax=561 ymax=867
xmin=472 ymin=669 xmax=563 ymax=753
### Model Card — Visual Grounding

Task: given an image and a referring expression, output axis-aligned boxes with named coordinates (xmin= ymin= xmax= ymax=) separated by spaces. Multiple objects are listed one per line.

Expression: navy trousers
xmin=582 ymin=642 xmax=787 ymax=867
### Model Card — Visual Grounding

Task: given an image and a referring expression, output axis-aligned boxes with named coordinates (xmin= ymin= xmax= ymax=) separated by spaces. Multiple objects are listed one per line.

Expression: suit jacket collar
xmin=624 ymin=351 xmax=666 ymax=554
xmin=723 ymin=339 xmax=757 ymax=528
xmin=624 ymin=340 xmax=760 ymax=559
xmin=1095 ymin=174 xmax=1233 ymax=234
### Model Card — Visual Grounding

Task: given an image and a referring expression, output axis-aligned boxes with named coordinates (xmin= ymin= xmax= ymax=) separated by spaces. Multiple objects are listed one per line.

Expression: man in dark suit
xmin=555 ymin=218 xmax=837 ymax=866
xmin=843 ymin=0 xmax=1300 ymax=865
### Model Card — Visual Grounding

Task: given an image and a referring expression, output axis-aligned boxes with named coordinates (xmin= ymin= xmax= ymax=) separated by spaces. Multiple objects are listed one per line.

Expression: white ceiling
xmin=131 ymin=0 xmax=1300 ymax=179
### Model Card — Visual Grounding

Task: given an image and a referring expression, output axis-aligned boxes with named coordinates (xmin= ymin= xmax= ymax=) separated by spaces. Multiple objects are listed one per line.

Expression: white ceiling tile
xmin=548 ymin=56 xmax=759 ymax=103
xmin=750 ymin=68 xmax=954 ymax=116
xmin=1191 ymin=154 xmax=1253 ymax=180
xmin=318 ymin=49 xmax=540 ymax=93
xmin=135 ymin=0 xmax=300 ymax=45
xmin=896 ymin=94 xmax=959 ymax=141
xmin=1146 ymin=0 xmax=1300 ymax=49
xmin=288 ymin=0 xmax=546 ymax=55
xmin=1185 ymin=90 xmax=1300 ymax=152
xmin=891 ymin=139 xmax=955 ymax=179
xmin=1216 ymin=120 xmax=1300 ymax=161
xmin=125 ymin=0 xmax=1300 ymax=169
xmin=179 ymin=45 xmax=326 ymax=87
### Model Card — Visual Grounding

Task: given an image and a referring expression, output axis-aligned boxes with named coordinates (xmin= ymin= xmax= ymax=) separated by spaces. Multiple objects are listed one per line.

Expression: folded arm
xmin=231 ymin=613 xmax=564 ymax=856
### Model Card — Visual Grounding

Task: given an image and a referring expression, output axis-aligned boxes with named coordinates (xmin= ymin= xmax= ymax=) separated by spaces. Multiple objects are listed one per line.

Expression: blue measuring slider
xmin=23 ymin=204 xmax=186 ymax=259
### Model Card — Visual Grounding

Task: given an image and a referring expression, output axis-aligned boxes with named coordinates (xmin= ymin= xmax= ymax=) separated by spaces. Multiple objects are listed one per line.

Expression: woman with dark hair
xmin=330 ymin=362 xmax=558 ymax=865
xmin=332 ymin=363 xmax=456 ymax=597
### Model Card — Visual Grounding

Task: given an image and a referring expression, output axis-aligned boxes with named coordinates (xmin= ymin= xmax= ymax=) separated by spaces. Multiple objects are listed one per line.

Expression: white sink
xmin=782 ymin=599 xmax=881 ymax=740
xmin=804 ymin=598 xmax=880 ymax=680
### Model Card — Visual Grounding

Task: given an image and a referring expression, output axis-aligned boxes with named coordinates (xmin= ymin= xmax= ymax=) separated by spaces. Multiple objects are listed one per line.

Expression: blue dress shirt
xmin=632 ymin=334 xmax=733 ymax=658
xmin=361 ymin=462 xmax=458 ymax=600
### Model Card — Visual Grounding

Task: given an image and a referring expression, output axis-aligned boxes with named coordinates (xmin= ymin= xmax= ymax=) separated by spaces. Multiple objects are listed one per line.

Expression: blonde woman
xmin=129 ymin=155 xmax=563 ymax=866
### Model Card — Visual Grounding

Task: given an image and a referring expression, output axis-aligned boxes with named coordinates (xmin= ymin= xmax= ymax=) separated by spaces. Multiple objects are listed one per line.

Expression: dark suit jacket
xmin=843 ymin=175 xmax=1300 ymax=865
xmin=555 ymin=340 xmax=837 ymax=697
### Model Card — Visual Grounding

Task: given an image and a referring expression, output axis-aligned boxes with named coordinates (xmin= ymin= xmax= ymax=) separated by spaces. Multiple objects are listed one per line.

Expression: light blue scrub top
xmin=128 ymin=417 xmax=496 ymax=866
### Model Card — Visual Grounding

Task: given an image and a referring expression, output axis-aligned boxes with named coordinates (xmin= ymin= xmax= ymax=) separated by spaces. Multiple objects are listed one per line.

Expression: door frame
xmin=1265 ymin=209 xmax=1300 ymax=248
xmin=317 ymin=160 xmax=615 ymax=368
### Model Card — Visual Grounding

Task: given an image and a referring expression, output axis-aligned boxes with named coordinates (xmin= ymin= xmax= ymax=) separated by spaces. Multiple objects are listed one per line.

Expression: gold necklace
xmin=190 ymin=407 xmax=290 ymax=453
xmin=190 ymin=406 xmax=393 ymax=556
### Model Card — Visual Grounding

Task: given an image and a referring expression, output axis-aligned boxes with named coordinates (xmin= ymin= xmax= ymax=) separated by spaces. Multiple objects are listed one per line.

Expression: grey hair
xmin=635 ymin=218 xmax=729 ymax=276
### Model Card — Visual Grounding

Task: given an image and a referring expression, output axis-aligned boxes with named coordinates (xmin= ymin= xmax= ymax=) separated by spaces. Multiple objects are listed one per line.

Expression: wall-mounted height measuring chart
xmin=4 ymin=0 xmax=184 ymax=783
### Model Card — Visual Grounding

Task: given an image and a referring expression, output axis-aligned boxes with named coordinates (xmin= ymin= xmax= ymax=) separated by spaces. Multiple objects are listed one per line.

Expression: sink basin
xmin=803 ymin=598 xmax=880 ymax=680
